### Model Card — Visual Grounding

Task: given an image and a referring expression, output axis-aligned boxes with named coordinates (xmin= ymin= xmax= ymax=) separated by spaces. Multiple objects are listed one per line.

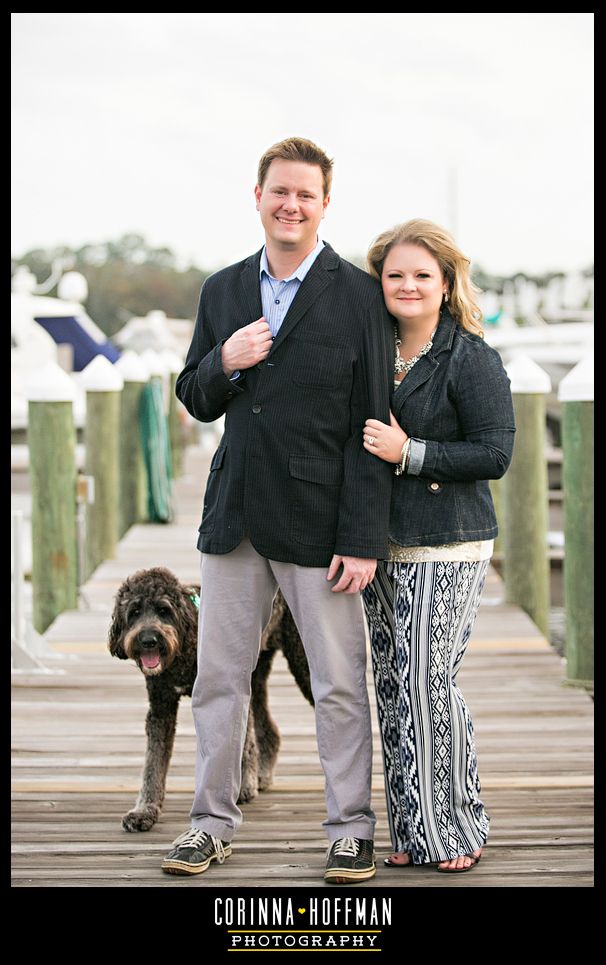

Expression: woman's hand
xmin=363 ymin=412 xmax=408 ymax=463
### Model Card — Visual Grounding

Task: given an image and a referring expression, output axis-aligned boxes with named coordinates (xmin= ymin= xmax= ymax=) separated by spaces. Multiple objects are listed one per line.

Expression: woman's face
xmin=381 ymin=243 xmax=447 ymax=327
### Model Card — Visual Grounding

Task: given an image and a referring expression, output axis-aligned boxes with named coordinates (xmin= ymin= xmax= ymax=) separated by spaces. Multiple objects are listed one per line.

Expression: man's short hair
xmin=257 ymin=137 xmax=334 ymax=197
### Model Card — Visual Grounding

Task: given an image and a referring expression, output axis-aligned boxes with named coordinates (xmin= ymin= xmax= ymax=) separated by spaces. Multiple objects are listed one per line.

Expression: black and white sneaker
xmin=324 ymin=837 xmax=376 ymax=883
xmin=161 ymin=827 xmax=232 ymax=875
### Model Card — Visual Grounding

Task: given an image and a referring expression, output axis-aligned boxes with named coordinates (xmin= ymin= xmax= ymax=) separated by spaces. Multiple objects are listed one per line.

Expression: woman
xmin=362 ymin=219 xmax=515 ymax=873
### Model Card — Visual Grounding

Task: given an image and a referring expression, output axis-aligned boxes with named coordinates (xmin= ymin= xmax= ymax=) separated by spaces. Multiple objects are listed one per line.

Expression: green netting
xmin=139 ymin=379 xmax=174 ymax=523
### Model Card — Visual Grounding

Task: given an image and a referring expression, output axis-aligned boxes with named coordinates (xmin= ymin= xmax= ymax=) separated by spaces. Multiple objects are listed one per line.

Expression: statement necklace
xmin=394 ymin=326 xmax=437 ymax=375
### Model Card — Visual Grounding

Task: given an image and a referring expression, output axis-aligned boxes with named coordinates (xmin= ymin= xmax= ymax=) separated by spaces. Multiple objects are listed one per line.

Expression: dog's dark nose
xmin=139 ymin=631 xmax=159 ymax=648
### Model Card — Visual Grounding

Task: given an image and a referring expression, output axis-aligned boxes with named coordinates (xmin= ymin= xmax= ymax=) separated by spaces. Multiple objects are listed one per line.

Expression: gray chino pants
xmin=189 ymin=538 xmax=376 ymax=842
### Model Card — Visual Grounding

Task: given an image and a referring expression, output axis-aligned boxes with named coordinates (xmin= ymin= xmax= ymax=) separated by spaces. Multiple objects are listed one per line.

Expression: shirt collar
xmin=259 ymin=237 xmax=325 ymax=283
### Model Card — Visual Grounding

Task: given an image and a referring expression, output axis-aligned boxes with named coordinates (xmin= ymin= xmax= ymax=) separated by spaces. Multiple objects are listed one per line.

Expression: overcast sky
xmin=12 ymin=12 xmax=593 ymax=276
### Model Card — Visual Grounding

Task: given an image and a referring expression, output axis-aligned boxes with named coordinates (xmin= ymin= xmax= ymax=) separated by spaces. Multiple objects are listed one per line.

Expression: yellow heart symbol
xmin=298 ymin=908 xmax=306 ymax=914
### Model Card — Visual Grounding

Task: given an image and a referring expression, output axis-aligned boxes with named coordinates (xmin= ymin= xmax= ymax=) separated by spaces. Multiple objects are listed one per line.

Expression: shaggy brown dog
xmin=108 ymin=567 xmax=313 ymax=832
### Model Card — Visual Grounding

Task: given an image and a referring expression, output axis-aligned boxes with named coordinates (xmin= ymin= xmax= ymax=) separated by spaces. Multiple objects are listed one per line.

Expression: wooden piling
xmin=503 ymin=356 xmax=551 ymax=637
xmin=559 ymin=355 xmax=594 ymax=690
xmin=115 ymin=352 xmax=149 ymax=536
xmin=490 ymin=477 xmax=505 ymax=558
xmin=164 ymin=351 xmax=185 ymax=479
xmin=80 ymin=357 xmax=124 ymax=578
xmin=26 ymin=362 xmax=78 ymax=633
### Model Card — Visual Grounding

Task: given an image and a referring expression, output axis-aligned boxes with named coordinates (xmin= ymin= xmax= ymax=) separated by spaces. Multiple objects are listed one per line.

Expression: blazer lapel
xmin=269 ymin=245 xmax=338 ymax=351
xmin=239 ymin=249 xmax=263 ymax=321
xmin=391 ymin=311 xmax=457 ymax=418
xmin=392 ymin=354 xmax=439 ymax=417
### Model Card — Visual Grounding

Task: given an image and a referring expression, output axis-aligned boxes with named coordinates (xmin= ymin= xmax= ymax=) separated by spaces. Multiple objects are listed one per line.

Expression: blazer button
xmin=252 ymin=404 xmax=262 ymax=413
xmin=428 ymin=481 xmax=441 ymax=492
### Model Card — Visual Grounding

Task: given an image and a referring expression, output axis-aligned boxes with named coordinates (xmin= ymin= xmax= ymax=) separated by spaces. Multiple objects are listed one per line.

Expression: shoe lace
xmin=331 ymin=837 xmax=360 ymax=857
xmin=170 ymin=828 xmax=228 ymax=863
xmin=212 ymin=837 xmax=228 ymax=863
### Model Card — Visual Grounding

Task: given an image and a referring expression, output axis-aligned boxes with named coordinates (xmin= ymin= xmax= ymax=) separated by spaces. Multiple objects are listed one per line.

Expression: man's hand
xmin=221 ymin=318 xmax=273 ymax=377
xmin=327 ymin=555 xmax=377 ymax=594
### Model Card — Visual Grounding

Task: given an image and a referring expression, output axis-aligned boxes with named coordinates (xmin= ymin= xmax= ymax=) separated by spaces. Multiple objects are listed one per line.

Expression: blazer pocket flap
xmin=289 ymin=455 xmax=343 ymax=486
xmin=210 ymin=446 xmax=226 ymax=471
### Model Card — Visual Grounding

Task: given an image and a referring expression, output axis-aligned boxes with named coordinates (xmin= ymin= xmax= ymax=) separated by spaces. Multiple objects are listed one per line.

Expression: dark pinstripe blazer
xmin=176 ymin=242 xmax=394 ymax=566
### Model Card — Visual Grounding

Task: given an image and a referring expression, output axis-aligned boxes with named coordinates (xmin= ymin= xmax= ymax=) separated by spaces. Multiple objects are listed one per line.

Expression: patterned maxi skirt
xmin=362 ymin=559 xmax=490 ymax=864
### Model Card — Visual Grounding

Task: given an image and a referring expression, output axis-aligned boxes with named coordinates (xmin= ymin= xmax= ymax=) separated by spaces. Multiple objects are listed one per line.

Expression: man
xmin=162 ymin=137 xmax=393 ymax=884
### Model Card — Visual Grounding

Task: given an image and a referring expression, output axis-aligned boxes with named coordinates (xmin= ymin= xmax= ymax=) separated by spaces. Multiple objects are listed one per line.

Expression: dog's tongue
xmin=141 ymin=651 xmax=161 ymax=670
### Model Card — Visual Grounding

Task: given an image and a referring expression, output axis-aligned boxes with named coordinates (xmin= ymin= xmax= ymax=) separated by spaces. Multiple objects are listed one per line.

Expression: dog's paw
xmin=237 ymin=783 xmax=258 ymax=805
xmin=121 ymin=805 xmax=160 ymax=832
xmin=256 ymin=768 xmax=275 ymax=792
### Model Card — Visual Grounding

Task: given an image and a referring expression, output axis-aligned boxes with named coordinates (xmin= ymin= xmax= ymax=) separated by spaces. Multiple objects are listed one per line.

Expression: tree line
xmin=11 ymin=234 xmax=210 ymax=338
xmin=11 ymin=233 xmax=593 ymax=339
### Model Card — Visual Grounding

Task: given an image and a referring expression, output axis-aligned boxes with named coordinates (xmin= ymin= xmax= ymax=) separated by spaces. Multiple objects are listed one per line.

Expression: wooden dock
xmin=11 ymin=446 xmax=594 ymax=887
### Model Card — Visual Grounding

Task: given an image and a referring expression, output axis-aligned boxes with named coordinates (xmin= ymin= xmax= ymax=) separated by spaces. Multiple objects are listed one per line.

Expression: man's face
xmin=255 ymin=160 xmax=329 ymax=252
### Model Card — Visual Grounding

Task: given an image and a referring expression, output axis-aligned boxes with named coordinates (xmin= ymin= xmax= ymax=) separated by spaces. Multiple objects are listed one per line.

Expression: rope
xmin=139 ymin=378 xmax=174 ymax=523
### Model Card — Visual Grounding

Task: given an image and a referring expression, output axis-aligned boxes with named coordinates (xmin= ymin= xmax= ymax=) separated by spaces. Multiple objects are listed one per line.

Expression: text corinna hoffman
xmin=214 ymin=897 xmax=392 ymax=926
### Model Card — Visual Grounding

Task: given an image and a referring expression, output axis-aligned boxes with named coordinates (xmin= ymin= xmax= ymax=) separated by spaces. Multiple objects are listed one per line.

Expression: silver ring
xmin=367 ymin=436 xmax=376 ymax=445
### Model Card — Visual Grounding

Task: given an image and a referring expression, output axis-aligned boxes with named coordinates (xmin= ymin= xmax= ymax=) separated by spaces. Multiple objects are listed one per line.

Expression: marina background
xmin=12 ymin=13 xmax=593 ymax=275
xmin=12 ymin=9 xmax=593 ymax=683
xmin=11 ymin=12 xmax=593 ymax=888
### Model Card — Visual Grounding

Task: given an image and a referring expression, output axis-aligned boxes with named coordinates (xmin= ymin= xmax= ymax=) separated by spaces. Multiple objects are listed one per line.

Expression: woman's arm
xmin=364 ymin=342 xmax=515 ymax=481
xmin=407 ymin=344 xmax=515 ymax=481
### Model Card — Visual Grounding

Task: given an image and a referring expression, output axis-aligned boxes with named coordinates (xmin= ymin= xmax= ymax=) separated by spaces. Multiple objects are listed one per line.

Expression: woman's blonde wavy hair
xmin=367 ymin=219 xmax=484 ymax=336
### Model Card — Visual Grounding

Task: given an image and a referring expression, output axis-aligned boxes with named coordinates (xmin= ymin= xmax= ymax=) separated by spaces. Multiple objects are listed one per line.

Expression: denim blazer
xmin=389 ymin=309 xmax=515 ymax=547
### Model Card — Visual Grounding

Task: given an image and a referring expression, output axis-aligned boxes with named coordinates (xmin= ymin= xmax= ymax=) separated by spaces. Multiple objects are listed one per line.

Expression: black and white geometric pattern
xmin=363 ymin=560 xmax=490 ymax=864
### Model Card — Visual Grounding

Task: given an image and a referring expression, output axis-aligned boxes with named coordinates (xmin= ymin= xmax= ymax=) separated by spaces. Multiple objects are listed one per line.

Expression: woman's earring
xmin=444 ymin=291 xmax=449 ymax=303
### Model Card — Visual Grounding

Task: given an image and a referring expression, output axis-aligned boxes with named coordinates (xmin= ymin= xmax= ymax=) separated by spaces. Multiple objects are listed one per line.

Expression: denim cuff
xmin=407 ymin=438 xmax=426 ymax=475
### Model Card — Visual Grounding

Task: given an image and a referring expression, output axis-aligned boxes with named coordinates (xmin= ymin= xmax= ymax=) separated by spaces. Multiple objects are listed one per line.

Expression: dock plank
xmin=12 ymin=446 xmax=594 ymax=888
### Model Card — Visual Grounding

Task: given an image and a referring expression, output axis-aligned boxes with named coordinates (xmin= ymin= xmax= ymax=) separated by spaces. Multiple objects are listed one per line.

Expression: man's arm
xmin=330 ymin=291 xmax=394 ymax=588
xmin=176 ymin=280 xmax=271 ymax=423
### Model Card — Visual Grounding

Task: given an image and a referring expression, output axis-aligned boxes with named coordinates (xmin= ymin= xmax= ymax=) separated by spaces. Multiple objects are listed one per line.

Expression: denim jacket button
xmin=428 ymin=482 xmax=441 ymax=492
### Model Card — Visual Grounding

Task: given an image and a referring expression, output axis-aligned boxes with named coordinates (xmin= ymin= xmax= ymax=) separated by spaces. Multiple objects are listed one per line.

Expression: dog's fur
xmin=108 ymin=566 xmax=313 ymax=832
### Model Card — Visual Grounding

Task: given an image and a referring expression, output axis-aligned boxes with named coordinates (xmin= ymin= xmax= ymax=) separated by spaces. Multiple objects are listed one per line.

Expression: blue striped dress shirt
xmin=259 ymin=237 xmax=325 ymax=337
xmin=229 ymin=237 xmax=325 ymax=381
